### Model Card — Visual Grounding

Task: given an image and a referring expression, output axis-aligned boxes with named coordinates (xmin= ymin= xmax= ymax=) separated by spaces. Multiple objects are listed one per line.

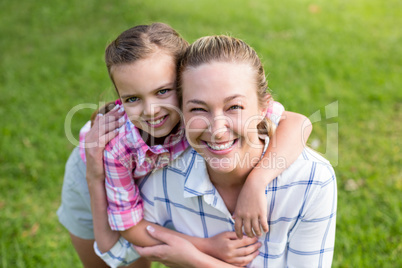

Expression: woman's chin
xmin=204 ymin=157 xmax=236 ymax=174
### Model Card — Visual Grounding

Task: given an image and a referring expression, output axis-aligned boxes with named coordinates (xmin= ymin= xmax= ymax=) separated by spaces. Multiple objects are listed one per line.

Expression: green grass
xmin=1 ymin=0 xmax=401 ymax=267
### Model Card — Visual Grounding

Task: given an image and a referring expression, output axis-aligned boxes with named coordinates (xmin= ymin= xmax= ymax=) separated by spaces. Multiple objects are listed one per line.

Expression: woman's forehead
xmin=182 ymin=62 xmax=256 ymax=97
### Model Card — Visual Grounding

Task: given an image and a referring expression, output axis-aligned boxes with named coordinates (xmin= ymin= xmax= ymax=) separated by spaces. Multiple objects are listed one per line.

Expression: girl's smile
xmin=145 ymin=114 xmax=169 ymax=128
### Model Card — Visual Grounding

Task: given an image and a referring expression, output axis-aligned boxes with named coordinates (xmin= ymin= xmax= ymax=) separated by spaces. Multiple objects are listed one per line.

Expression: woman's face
xmin=182 ymin=61 xmax=266 ymax=174
xmin=113 ymin=52 xmax=181 ymax=139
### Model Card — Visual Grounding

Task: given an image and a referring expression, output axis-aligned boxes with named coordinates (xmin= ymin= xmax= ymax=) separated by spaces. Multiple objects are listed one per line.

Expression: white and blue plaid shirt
xmin=96 ymin=145 xmax=337 ymax=268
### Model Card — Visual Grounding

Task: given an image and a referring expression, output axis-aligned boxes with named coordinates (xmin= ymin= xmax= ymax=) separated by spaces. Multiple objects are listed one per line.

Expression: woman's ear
xmin=260 ymin=106 xmax=268 ymax=118
xmin=259 ymin=94 xmax=271 ymax=118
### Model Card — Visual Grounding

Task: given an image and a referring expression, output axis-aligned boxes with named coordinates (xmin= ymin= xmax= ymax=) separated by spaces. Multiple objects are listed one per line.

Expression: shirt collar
xmin=126 ymin=117 xmax=185 ymax=154
xmin=183 ymin=150 xmax=216 ymax=198
xmin=183 ymin=136 xmax=270 ymax=199
xmin=181 ymin=150 xmax=235 ymax=216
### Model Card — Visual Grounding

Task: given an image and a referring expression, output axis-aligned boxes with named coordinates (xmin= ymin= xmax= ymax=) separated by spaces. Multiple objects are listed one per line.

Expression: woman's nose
xmin=209 ymin=115 xmax=230 ymax=141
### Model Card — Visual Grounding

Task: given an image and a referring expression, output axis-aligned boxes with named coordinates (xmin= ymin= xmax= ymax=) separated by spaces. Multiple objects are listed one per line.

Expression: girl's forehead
xmin=112 ymin=54 xmax=177 ymax=96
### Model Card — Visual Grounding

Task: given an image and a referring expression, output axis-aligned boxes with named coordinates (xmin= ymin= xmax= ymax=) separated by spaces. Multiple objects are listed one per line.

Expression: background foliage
xmin=0 ymin=0 xmax=401 ymax=267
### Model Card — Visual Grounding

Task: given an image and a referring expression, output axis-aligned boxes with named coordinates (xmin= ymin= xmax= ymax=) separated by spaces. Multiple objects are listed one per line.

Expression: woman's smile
xmin=203 ymin=139 xmax=238 ymax=154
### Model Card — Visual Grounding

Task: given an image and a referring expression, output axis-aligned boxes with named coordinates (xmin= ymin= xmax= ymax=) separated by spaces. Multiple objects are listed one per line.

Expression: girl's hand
xmin=85 ymin=104 xmax=125 ymax=182
xmin=203 ymin=231 xmax=261 ymax=267
xmin=233 ymin=179 xmax=269 ymax=239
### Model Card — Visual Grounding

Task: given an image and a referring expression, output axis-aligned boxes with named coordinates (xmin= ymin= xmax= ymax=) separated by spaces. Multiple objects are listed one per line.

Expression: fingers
xmin=235 ymin=216 xmax=269 ymax=239
xmin=234 ymin=217 xmax=243 ymax=239
xmin=99 ymin=106 xmax=124 ymax=124
xmin=233 ymin=235 xmax=258 ymax=249
xmin=251 ymin=218 xmax=262 ymax=237
xmin=98 ymin=129 xmax=119 ymax=146
xmin=94 ymin=106 xmax=125 ymax=134
xmin=103 ymin=105 xmax=124 ymax=122
xmin=225 ymin=231 xmax=240 ymax=240
xmin=260 ymin=217 xmax=269 ymax=233
xmin=134 ymin=244 xmax=165 ymax=261
xmin=239 ymin=241 xmax=262 ymax=256
xmin=85 ymin=105 xmax=125 ymax=151
xmin=145 ymin=225 xmax=175 ymax=245
xmin=134 ymin=226 xmax=171 ymax=259
xmin=243 ymin=219 xmax=254 ymax=238
xmin=230 ymin=248 xmax=260 ymax=267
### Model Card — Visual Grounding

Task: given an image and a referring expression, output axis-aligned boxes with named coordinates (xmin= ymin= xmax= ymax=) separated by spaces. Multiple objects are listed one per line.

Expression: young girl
xmin=59 ymin=22 xmax=311 ymax=267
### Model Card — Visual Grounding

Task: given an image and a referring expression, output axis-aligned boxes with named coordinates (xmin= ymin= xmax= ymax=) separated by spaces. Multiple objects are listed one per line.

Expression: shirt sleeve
xmin=94 ymin=237 xmax=139 ymax=268
xmin=266 ymin=100 xmax=285 ymax=126
xmin=104 ymin=149 xmax=144 ymax=231
xmin=78 ymin=121 xmax=91 ymax=163
xmin=286 ymin=165 xmax=337 ymax=267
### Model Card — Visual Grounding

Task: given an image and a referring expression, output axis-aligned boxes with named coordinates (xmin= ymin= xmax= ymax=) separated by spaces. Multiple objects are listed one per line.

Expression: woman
xmin=95 ymin=35 xmax=337 ymax=267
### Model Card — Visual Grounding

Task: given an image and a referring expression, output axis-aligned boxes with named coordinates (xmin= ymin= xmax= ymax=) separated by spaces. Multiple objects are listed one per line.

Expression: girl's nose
xmin=143 ymin=100 xmax=161 ymax=116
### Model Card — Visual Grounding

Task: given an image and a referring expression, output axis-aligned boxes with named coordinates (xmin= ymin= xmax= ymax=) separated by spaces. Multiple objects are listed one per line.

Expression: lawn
xmin=0 ymin=0 xmax=401 ymax=267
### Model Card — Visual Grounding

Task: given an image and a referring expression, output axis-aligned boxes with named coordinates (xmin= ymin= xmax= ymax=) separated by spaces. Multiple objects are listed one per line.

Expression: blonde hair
xmin=178 ymin=35 xmax=276 ymax=137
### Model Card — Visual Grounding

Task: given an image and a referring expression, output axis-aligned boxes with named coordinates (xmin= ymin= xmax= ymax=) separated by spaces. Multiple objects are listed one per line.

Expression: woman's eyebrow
xmin=223 ymin=94 xmax=246 ymax=103
xmin=186 ymin=99 xmax=206 ymax=105
xmin=186 ymin=94 xmax=246 ymax=105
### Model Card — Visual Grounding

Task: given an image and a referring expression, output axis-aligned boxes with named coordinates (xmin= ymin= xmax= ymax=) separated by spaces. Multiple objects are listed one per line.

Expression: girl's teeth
xmin=148 ymin=116 xmax=165 ymax=125
xmin=207 ymin=140 xmax=234 ymax=151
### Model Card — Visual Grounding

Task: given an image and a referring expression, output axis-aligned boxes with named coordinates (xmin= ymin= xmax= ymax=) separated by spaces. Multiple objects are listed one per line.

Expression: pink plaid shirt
xmin=78 ymin=100 xmax=285 ymax=231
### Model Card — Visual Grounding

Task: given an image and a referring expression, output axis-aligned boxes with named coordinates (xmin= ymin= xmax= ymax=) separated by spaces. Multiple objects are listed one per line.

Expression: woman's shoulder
xmin=278 ymin=147 xmax=335 ymax=186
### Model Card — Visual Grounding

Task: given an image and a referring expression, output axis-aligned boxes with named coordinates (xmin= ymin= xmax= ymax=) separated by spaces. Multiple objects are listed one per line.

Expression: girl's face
xmin=182 ymin=61 xmax=266 ymax=175
xmin=113 ymin=52 xmax=181 ymax=139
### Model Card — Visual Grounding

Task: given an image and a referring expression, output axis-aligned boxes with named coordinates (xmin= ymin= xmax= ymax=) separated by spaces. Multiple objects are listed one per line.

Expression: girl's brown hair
xmin=105 ymin=22 xmax=189 ymax=91
xmin=177 ymin=35 xmax=276 ymax=137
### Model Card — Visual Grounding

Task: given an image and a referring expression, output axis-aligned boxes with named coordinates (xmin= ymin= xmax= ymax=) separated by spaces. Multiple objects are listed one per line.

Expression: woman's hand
xmin=233 ymin=178 xmax=269 ymax=239
xmin=85 ymin=104 xmax=124 ymax=182
xmin=202 ymin=231 xmax=261 ymax=266
xmin=135 ymin=226 xmax=256 ymax=268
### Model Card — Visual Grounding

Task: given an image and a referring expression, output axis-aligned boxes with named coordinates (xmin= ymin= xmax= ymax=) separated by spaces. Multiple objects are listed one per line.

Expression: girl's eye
xmin=126 ymin=96 xmax=139 ymax=103
xmin=229 ymin=105 xmax=243 ymax=110
xmin=157 ymin=89 xmax=170 ymax=95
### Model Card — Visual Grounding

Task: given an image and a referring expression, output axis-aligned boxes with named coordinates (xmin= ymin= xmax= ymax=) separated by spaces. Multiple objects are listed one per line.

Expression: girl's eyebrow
xmin=186 ymin=94 xmax=246 ymax=105
xmin=120 ymin=83 xmax=175 ymax=99
xmin=120 ymin=93 xmax=137 ymax=99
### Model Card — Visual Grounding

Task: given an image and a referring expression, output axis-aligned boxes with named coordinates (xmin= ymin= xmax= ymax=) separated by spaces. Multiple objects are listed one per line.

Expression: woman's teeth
xmin=148 ymin=116 xmax=165 ymax=125
xmin=207 ymin=140 xmax=234 ymax=151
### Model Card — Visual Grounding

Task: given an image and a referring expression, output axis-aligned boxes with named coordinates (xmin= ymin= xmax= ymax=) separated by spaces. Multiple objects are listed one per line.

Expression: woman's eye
xmin=126 ymin=96 xmax=139 ymax=103
xmin=190 ymin=107 xmax=206 ymax=112
xmin=157 ymin=89 xmax=169 ymax=95
xmin=229 ymin=105 xmax=243 ymax=110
